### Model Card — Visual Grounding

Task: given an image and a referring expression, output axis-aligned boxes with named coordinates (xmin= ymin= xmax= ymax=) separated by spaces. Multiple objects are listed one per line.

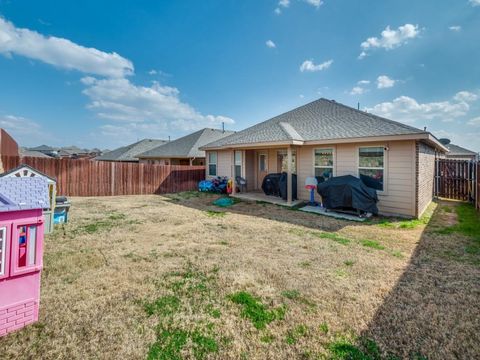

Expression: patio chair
xmin=235 ymin=176 xmax=247 ymax=193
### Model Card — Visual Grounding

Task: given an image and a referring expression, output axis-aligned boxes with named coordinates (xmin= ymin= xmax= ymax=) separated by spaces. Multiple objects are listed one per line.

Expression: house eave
xmin=201 ymin=133 xmax=449 ymax=151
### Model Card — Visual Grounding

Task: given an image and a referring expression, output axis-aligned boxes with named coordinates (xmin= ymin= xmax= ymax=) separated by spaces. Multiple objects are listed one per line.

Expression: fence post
xmin=111 ymin=161 xmax=115 ymax=196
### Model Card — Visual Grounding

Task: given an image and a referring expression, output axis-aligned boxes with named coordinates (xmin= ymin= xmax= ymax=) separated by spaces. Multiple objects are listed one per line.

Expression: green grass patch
xmin=313 ymin=232 xmax=351 ymax=245
xmin=144 ymin=295 xmax=181 ymax=317
xmin=360 ymin=239 xmax=385 ymax=250
xmin=344 ymin=260 xmax=355 ymax=266
xmin=144 ymin=264 xmax=222 ymax=359
xmin=285 ymin=324 xmax=308 ymax=345
xmin=74 ymin=212 xmax=140 ymax=234
xmin=327 ymin=336 xmax=381 ymax=360
xmin=281 ymin=290 xmax=301 ymax=300
xmin=437 ymin=203 xmax=480 ymax=255
xmin=228 ymin=291 xmax=286 ymax=329
xmin=319 ymin=322 xmax=329 ymax=334
xmin=147 ymin=328 xmax=218 ymax=360
xmin=377 ymin=203 xmax=434 ymax=230
xmin=206 ymin=210 xmax=226 ymax=217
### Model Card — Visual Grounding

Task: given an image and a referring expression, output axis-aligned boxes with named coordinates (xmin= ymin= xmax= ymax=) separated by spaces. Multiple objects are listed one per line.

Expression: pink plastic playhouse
xmin=0 ymin=177 xmax=49 ymax=337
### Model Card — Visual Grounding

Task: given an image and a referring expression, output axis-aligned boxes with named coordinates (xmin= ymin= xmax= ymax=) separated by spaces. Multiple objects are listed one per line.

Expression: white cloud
xmin=366 ymin=91 xmax=477 ymax=123
xmin=359 ymin=24 xmax=421 ymax=59
xmin=299 ymin=59 xmax=333 ymax=72
xmin=449 ymin=25 xmax=461 ymax=32
xmin=305 ymin=0 xmax=323 ymax=8
xmin=377 ymin=75 xmax=396 ymax=89
xmin=453 ymin=91 xmax=478 ymax=102
xmin=467 ymin=117 xmax=480 ymax=126
xmin=80 ymin=77 xmax=234 ymax=140
xmin=0 ymin=17 xmax=133 ymax=78
xmin=350 ymin=86 xmax=365 ymax=95
xmin=274 ymin=8 xmax=282 ymax=14
xmin=148 ymin=69 xmax=157 ymax=75
xmin=433 ymin=129 xmax=480 ymax=153
xmin=358 ymin=80 xmax=370 ymax=85
xmin=279 ymin=0 xmax=290 ymax=7
xmin=0 ymin=114 xmax=49 ymax=144
xmin=469 ymin=0 xmax=480 ymax=6
xmin=266 ymin=40 xmax=276 ymax=48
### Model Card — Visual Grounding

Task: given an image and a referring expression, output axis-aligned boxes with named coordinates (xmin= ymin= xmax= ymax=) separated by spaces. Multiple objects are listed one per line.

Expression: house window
xmin=314 ymin=148 xmax=334 ymax=180
xmin=0 ymin=227 xmax=5 ymax=276
xmin=234 ymin=151 xmax=242 ymax=178
xmin=358 ymin=146 xmax=385 ymax=191
xmin=277 ymin=150 xmax=296 ymax=174
xmin=208 ymin=152 xmax=217 ymax=176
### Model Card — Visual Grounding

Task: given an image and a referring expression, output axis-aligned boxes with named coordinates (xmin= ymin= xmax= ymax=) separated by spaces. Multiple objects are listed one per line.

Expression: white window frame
xmin=234 ymin=150 xmax=243 ymax=178
xmin=313 ymin=147 xmax=336 ymax=179
xmin=277 ymin=149 xmax=297 ymax=174
xmin=0 ymin=226 xmax=6 ymax=276
xmin=208 ymin=151 xmax=217 ymax=177
xmin=357 ymin=145 xmax=387 ymax=194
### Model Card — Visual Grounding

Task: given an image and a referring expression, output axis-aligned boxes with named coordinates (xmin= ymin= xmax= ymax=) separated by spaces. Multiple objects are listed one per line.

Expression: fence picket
xmin=1 ymin=155 xmax=205 ymax=196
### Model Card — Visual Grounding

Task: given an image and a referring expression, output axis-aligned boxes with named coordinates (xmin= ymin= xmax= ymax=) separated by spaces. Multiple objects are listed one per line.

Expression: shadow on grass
xmin=358 ymin=201 xmax=480 ymax=359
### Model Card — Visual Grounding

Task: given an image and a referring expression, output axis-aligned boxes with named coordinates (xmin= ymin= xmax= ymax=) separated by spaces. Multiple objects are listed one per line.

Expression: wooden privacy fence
xmin=434 ymin=159 xmax=478 ymax=205
xmin=1 ymin=155 xmax=206 ymax=197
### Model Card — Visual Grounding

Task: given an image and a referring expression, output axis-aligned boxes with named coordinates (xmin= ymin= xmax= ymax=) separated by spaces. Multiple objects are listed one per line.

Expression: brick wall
xmin=416 ymin=142 xmax=436 ymax=217
xmin=0 ymin=299 xmax=38 ymax=336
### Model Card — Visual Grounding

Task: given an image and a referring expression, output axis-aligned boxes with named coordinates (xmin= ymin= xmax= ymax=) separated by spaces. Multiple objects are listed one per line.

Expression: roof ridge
xmin=321 ymin=98 xmax=425 ymax=134
xmin=278 ymin=122 xmax=304 ymax=141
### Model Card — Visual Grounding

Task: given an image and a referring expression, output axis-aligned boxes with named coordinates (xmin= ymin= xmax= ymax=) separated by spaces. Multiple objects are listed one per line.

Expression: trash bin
xmin=54 ymin=196 xmax=71 ymax=224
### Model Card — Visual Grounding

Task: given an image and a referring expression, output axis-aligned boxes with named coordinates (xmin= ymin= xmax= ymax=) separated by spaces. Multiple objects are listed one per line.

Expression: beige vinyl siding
xmin=296 ymin=140 xmax=416 ymax=217
xmin=206 ymin=150 xmax=232 ymax=178
xmin=416 ymin=142 xmax=436 ymax=217
xmin=245 ymin=150 xmax=256 ymax=191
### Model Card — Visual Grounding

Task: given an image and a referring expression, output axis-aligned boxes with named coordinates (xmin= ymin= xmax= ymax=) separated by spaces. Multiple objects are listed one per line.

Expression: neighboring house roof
xmin=0 ymin=177 xmax=50 ymax=212
xmin=0 ymin=164 xmax=56 ymax=183
xmin=138 ymin=128 xmax=235 ymax=159
xmin=19 ymin=147 xmax=52 ymax=158
xmin=59 ymin=146 xmax=90 ymax=155
xmin=28 ymin=144 xmax=58 ymax=152
xmin=95 ymin=139 xmax=168 ymax=162
xmin=201 ymin=98 xmax=446 ymax=151
xmin=444 ymin=143 xmax=477 ymax=156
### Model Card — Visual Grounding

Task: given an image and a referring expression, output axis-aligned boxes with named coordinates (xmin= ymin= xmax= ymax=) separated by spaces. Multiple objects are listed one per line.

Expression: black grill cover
xmin=317 ymin=175 xmax=378 ymax=214
xmin=279 ymin=172 xmax=297 ymax=200
xmin=261 ymin=173 xmax=282 ymax=196
xmin=261 ymin=172 xmax=297 ymax=200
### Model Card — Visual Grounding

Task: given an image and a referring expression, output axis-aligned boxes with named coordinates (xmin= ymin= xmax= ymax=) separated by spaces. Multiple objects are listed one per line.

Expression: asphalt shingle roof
xmin=203 ymin=98 xmax=426 ymax=148
xmin=138 ymin=128 xmax=234 ymax=159
xmin=445 ymin=143 xmax=477 ymax=156
xmin=95 ymin=139 xmax=167 ymax=162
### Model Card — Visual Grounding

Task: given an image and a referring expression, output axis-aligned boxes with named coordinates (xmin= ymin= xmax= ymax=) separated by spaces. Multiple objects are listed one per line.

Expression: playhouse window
xmin=17 ymin=224 xmax=38 ymax=268
xmin=0 ymin=227 xmax=5 ymax=276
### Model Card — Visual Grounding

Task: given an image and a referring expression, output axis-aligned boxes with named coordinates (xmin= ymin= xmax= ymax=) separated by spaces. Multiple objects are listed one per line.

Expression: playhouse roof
xmin=0 ymin=177 xmax=50 ymax=212
xmin=0 ymin=164 xmax=56 ymax=184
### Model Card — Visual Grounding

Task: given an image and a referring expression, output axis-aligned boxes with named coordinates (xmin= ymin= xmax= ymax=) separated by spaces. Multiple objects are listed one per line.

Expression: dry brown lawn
xmin=0 ymin=192 xmax=479 ymax=359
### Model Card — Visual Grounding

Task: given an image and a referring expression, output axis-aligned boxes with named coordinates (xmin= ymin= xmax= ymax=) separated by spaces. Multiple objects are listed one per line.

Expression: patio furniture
xmin=235 ymin=176 xmax=247 ymax=193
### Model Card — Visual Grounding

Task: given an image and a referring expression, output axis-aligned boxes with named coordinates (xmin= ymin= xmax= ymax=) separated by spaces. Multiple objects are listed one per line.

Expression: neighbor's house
xmin=95 ymin=139 xmax=167 ymax=162
xmin=439 ymin=139 xmax=478 ymax=161
xmin=137 ymin=128 xmax=234 ymax=166
xmin=201 ymin=98 xmax=448 ymax=218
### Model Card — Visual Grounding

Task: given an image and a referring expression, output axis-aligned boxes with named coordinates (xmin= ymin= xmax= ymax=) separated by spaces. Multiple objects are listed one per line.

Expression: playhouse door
xmin=11 ymin=218 xmax=44 ymax=277
xmin=0 ymin=223 xmax=10 ymax=280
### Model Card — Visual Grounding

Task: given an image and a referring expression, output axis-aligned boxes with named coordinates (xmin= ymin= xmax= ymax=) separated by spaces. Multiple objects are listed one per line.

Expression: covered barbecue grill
xmin=261 ymin=172 xmax=297 ymax=200
xmin=317 ymin=175 xmax=378 ymax=214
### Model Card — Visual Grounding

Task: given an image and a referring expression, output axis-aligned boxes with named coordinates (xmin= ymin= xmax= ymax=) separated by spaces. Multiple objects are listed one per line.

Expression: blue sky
xmin=0 ymin=0 xmax=479 ymax=151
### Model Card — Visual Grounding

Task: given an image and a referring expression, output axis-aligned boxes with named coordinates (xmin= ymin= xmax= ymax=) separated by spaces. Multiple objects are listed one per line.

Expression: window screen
xmin=359 ymin=147 xmax=384 ymax=191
